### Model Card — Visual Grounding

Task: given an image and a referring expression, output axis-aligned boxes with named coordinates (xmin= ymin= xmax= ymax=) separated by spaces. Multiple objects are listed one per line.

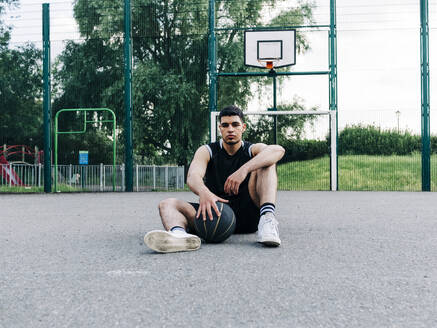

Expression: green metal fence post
xmin=42 ymin=3 xmax=51 ymax=193
xmin=329 ymin=0 xmax=338 ymax=191
xmin=54 ymin=112 xmax=58 ymax=191
xmin=208 ymin=0 xmax=217 ymax=142
xmin=420 ymin=0 xmax=430 ymax=191
xmin=124 ymin=0 xmax=133 ymax=191
xmin=272 ymin=71 xmax=278 ymax=144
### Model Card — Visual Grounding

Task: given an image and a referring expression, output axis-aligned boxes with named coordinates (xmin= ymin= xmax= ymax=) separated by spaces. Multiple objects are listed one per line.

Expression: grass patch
xmin=278 ymin=156 xmax=330 ymax=190
xmin=0 ymin=185 xmax=44 ymax=193
xmin=0 ymin=184 xmax=83 ymax=193
xmin=278 ymin=154 xmax=437 ymax=191
xmin=338 ymin=154 xmax=422 ymax=191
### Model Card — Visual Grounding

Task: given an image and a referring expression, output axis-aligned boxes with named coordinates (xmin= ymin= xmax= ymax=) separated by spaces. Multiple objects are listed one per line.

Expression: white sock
xmin=170 ymin=226 xmax=186 ymax=234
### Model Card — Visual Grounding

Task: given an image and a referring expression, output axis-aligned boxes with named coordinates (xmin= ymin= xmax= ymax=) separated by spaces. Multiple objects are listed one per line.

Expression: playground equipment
xmin=0 ymin=145 xmax=43 ymax=186
xmin=0 ymin=155 xmax=23 ymax=186
xmin=1 ymin=145 xmax=43 ymax=164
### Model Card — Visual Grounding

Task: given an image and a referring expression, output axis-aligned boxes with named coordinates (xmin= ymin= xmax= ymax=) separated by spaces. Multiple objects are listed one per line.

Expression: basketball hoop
xmin=257 ymin=60 xmax=276 ymax=70
xmin=244 ymin=30 xmax=296 ymax=69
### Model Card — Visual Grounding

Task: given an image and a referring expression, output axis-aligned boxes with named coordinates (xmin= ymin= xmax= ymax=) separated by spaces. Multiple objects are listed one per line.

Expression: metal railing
xmin=0 ymin=163 xmax=185 ymax=192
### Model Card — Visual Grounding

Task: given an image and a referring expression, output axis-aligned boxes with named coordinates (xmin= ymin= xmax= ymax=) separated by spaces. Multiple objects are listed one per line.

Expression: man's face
xmin=219 ymin=115 xmax=246 ymax=145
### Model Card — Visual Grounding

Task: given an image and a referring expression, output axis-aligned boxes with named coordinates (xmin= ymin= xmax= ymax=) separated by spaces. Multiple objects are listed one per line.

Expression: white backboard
xmin=244 ymin=30 xmax=296 ymax=68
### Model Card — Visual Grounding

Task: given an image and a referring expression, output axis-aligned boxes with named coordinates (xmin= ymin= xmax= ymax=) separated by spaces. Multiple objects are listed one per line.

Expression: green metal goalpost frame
xmin=54 ymin=108 xmax=117 ymax=192
xmin=207 ymin=0 xmax=339 ymax=191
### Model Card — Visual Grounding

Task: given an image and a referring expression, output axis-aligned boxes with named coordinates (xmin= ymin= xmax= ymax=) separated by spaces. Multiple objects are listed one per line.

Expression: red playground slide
xmin=0 ymin=155 xmax=23 ymax=186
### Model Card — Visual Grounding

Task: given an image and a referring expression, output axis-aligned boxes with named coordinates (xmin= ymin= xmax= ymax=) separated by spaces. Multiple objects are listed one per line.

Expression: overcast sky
xmin=4 ymin=0 xmax=437 ymax=136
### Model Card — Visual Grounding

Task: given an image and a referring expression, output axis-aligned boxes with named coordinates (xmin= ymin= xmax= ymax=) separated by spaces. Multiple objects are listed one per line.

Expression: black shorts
xmin=189 ymin=192 xmax=260 ymax=234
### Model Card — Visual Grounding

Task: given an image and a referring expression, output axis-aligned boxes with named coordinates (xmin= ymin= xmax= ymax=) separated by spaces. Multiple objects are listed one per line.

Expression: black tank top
xmin=204 ymin=140 xmax=254 ymax=200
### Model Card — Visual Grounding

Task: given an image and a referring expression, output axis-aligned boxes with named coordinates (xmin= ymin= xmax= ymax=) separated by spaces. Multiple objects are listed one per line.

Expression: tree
xmin=54 ymin=0 xmax=315 ymax=168
xmin=52 ymin=39 xmax=123 ymax=164
xmin=0 ymin=0 xmax=45 ymax=148
xmin=0 ymin=0 xmax=18 ymax=48
xmin=0 ymin=44 xmax=43 ymax=146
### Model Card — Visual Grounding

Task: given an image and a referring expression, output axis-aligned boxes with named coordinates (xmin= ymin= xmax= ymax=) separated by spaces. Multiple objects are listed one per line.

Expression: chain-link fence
xmin=1 ymin=0 xmax=436 ymax=192
xmin=0 ymin=163 xmax=184 ymax=192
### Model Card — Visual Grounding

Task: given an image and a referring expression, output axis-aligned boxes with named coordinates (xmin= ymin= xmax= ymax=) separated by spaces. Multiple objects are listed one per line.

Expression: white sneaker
xmin=257 ymin=212 xmax=281 ymax=246
xmin=144 ymin=230 xmax=201 ymax=253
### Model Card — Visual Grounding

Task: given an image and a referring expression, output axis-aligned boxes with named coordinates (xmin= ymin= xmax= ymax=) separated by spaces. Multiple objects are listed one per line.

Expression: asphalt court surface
xmin=1 ymin=191 xmax=437 ymax=327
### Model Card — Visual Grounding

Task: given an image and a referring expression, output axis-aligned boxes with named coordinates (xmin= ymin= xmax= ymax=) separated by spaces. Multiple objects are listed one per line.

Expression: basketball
xmin=193 ymin=201 xmax=236 ymax=243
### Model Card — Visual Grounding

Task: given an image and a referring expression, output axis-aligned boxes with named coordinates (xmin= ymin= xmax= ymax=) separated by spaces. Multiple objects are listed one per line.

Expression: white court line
xmin=106 ymin=270 xmax=150 ymax=276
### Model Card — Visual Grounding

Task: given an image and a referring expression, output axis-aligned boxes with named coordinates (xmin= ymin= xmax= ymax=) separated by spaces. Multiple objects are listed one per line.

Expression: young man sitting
xmin=144 ymin=105 xmax=285 ymax=253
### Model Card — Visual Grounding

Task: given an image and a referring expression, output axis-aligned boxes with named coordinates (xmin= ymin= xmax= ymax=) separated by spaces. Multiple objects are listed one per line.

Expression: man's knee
xmin=158 ymin=198 xmax=178 ymax=212
xmin=250 ymin=165 xmax=276 ymax=184
xmin=255 ymin=164 xmax=276 ymax=176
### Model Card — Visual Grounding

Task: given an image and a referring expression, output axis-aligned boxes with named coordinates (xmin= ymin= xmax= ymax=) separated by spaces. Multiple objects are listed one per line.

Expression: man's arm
xmin=224 ymin=143 xmax=285 ymax=195
xmin=243 ymin=143 xmax=285 ymax=172
xmin=186 ymin=146 xmax=210 ymax=196
xmin=187 ymin=146 xmax=229 ymax=221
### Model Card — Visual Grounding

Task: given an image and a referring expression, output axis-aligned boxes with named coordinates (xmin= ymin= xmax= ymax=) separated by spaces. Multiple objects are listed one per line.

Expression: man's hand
xmin=197 ymin=190 xmax=229 ymax=221
xmin=224 ymin=167 xmax=248 ymax=195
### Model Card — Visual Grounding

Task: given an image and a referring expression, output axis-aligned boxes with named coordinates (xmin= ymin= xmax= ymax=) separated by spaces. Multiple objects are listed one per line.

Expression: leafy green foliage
xmin=274 ymin=124 xmax=437 ymax=165
xmin=52 ymin=0 xmax=315 ymax=167
xmin=53 ymin=39 xmax=122 ymax=111
xmin=0 ymin=0 xmax=18 ymax=13
xmin=54 ymin=0 xmax=212 ymax=165
xmin=280 ymin=139 xmax=328 ymax=163
xmin=56 ymin=129 xmax=115 ymax=164
xmin=131 ymin=63 xmax=208 ymax=165
xmin=0 ymin=44 xmax=42 ymax=146
xmin=338 ymin=125 xmax=422 ymax=156
xmin=50 ymin=39 xmax=121 ymax=165
xmin=0 ymin=0 xmax=44 ymax=149
xmin=0 ymin=0 xmax=18 ymax=48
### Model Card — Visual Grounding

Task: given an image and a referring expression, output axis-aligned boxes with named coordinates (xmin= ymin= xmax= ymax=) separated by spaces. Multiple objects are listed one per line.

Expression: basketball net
xmin=257 ymin=60 xmax=276 ymax=70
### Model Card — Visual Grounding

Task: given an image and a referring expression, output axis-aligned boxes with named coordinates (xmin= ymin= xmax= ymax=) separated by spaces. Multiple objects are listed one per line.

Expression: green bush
xmin=280 ymin=125 xmax=437 ymax=163
xmin=338 ymin=125 xmax=421 ymax=156
xmin=280 ymin=139 xmax=329 ymax=163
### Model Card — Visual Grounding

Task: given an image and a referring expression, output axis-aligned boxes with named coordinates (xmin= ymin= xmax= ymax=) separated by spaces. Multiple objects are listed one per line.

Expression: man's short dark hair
xmin=219 ymin=105 xmax=244 ymax=122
